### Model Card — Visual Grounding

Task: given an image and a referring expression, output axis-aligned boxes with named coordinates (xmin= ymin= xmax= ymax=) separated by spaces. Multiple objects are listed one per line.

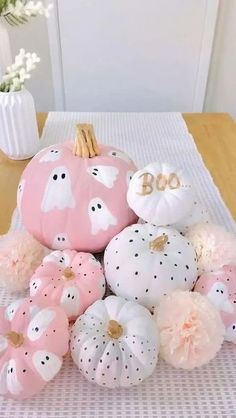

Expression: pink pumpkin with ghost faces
xmin=30 ymin=250 xmax=106 ymax=321
xmin=0 ymin=298 xmax=69 ymax=400
xmin=194 ymin=265 xmax=236 ymax=343
xmin=18 ymin=124 xmax=137 ymax=252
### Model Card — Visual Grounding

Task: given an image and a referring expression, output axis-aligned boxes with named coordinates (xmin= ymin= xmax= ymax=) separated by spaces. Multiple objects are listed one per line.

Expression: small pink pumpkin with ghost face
xmin=0 ymin=298 xmax=69 ymax=400
xmin=30 ymin=250 xmax=106 ymax=321
xmin=194 ymin=265 xmax=236 ymax=344
xmin=18 ymin=124 xmax=137 ymax=252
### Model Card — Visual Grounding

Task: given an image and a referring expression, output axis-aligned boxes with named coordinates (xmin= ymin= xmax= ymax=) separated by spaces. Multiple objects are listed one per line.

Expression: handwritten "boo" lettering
xmin=137 ymin=172 xmax=181 ymax=196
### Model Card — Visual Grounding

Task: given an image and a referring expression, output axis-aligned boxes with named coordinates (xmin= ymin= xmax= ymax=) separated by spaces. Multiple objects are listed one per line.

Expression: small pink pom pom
xmin=185 ymin=223 xmax=236 ymax=275
xmin=155 ymin=290 xmax=225 ymax=369
xmin=0 ymin=231 xmax=48 ymax=292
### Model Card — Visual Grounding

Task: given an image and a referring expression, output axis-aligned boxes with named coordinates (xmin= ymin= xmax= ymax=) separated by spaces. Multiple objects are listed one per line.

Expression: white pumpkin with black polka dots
xmin=70 ymin=296 xmax=159 ymax=388
xmin=104 ymin=224 xmax=197 ymax=311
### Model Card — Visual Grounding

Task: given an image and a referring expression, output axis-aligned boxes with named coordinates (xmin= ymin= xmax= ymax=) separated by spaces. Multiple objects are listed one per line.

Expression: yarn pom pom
xmin=155 ymin=290 xmax=225 ymax=369
xmin=185 ymin=223 xmax=236 ymax=275
xmin=0 ymin=231 xmax=47 ymax=292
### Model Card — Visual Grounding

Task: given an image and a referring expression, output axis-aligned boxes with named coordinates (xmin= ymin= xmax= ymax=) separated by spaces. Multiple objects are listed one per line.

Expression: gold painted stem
xmin=73 ymin=124 xmax=100 ymax=158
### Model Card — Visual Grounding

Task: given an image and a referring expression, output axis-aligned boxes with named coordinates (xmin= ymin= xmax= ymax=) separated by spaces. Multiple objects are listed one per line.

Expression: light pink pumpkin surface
xmin=18 ymin=143 xmax=137 ymax=252
xmin=0 ymin=298 xmax=69 ymax=400
xmin=30 ymin=250 xmax=105 ymax=320
xmin=194 ymin=265 xmax=236 ymax=343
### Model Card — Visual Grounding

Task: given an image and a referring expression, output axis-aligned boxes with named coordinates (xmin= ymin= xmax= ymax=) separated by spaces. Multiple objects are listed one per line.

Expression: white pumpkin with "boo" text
xmin=127 ymin=162 xmax=195 ymax=226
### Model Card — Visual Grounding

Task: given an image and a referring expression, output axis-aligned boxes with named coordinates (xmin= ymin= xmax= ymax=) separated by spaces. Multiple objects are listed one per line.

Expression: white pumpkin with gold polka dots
xmin=70 ymin=296 xmax=159 ymax=388
xmin=104 ymin=224 xmax=197 ymax=311
xmin=127 ymin=162 xmax=195 ymax=225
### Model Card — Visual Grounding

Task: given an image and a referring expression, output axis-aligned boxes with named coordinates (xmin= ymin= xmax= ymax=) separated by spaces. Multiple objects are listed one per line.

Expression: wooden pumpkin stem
xmin=73 ymin=124 xmax=100 ymax=158
xmin=149 ymin=234 xmax=168 ymax=251
xmin=107 ymin=320 xmax=123 ymax=339
xmin=62 ymin=267 xmax=75 ymax=281
xmin=6 ymin=331 xmax=24 ymax=348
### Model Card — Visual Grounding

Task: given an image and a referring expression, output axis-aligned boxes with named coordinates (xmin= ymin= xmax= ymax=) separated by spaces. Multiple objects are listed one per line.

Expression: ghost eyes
xmin=91 ymin=203 xmax=102 ymax=211
xmin=33 ymin=327 xmax=39 ymax=332
xmin=53 ymin=173 xmax=66 ymax=181
xmin=7 ymin=368 xmax=14 ymax=374
xmin=57 ymin=238 xmax=65 ymax=242
xmin=216 ymin=289 xmax=224 ymax=294
xmin=41 ymin=355 xmax=50 ymax=365
xmin=92 ymin=168 xmax=99 ymax=176
xmin=50 ymin=150 xmax=59 ymax=154
xmin=67 ymin=294 xmax=75 ymax=300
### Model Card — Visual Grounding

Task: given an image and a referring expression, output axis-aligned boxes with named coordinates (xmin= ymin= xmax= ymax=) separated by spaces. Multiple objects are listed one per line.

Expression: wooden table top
xmin=0 ymin=112 xmax=235 ymax=234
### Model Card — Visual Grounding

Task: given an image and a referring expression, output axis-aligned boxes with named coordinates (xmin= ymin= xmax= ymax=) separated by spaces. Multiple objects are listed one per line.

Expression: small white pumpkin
xmin=70 ymin=296 xmax=159 ymax=388
xmin=173 ymin=199 xmax=210 ymax=234
xmin=127 ymin=162 xmax=195 ymax=225
xmin=104 ymin=224 xmax=197 ymax=311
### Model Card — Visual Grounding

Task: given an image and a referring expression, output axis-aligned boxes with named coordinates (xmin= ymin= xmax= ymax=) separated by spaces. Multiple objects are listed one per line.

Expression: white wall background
xmin=4 ymin=0 xmax=236 ymax=119
xmin=204 ymin=0 xmax=236 ymax=118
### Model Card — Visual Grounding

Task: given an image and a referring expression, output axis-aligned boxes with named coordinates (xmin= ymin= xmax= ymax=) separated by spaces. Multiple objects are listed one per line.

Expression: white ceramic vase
xmin=0 ymin=89 xmax=40 ymax=160
xmin=0 ymin=21 xmax=12 ymax=80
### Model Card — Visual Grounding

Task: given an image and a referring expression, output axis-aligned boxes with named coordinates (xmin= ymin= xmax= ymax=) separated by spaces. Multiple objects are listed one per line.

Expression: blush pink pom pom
xmin=155 ymin=290 xmax=225 ymax=369
xmin=0 ymin=231 xmax=48 ymax=292
xmin=185 ymin=223 xmax=236 ymax=275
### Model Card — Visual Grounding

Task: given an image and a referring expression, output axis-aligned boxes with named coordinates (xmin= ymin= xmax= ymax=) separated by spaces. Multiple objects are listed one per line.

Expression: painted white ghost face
xmin=27 ymin=309 xmax=56 ymax=341
xmin=32 ymin=350 xmax=62 ymax=382
xmin=126 ymin=170 xmax=134 ymax=186
xmin=30 ymin=278 xmax=42 ymax=297
xmin=108 ymin=150 xmax=131 ymax=163
xmin=17 ymin=179 xmax=25 ymax=213
xmin=5 ymin=299 xmax=24 ymax=322
xmin=87 ymin=165 xmax=119 ymax=188
xmin=207 ymin=282 xmax=233 ymax=313
xmin=44 ymin=250 xmax=71 ymax=266
xmin=0 ymin=336 xmax=8 ymax=353
xmin=52 ymin=234 xmax=71 ymax=250
xmin=88 ymin=198 xmax=117 ymax=235
xmin=225 ymin=322 xmax=236 ymax=343
xmin=60 ymin=286 xmax=80 ymax=317
xmin=41 ymin=166 xmax=75 ymax=213
xmin=0 ymin=360 xmax=23 ymax=396
xmin=40 ymin=148 xmax=62 ymax=163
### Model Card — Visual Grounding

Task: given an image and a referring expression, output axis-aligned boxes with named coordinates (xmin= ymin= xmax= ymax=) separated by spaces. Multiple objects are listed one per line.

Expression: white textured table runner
xmin=2 ymin=112 xmax=236 ymax=418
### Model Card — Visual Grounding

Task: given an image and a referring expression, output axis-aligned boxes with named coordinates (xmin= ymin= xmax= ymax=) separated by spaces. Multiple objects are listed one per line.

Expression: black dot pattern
xmin=104 ymin=224 xmax=197 ymax=312
xmin=70 ymin=296 xmax=158 ymax=388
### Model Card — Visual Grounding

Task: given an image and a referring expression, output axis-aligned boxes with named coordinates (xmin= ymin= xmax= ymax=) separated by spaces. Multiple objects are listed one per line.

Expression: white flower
xmin=0 ymin=50 xmax=40 ymax=92
xmin=2 ymin=1 xmax=53 ymax=20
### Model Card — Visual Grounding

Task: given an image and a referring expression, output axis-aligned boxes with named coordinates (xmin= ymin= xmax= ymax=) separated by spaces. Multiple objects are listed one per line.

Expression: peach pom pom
xmin=0 ymin=231 xmax=48 ymax=292
xmin=185 ymin=223 xmax=236 ymax=275
xmin=155 ymin=290 xmax=225 ymax=369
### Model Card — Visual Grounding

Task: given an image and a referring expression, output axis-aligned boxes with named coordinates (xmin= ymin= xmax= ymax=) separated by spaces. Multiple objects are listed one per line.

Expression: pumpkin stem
xmin=62 ymin=267 xmax=75 ymax=281
xmin=6 ymin=331 xmax=24 ymax=348
xmin=149 ymin=234 xmax=168 ymax=251
xmin=73 ymin=124 xmax=100 ymax=158
xmin=107 ymin=320 xmax=123 ymax=339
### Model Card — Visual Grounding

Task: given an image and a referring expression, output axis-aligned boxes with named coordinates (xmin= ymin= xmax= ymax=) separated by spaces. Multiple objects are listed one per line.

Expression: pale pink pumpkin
xmin=18 ymin=124 xmax=137 ymax=252
xmin=194 ymin=265 xmax=236 ymax=343
xmin=0 ymin=298 xmax=69 ymax=400
xmin=30 ymin=250 xmax=106 ymax=320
